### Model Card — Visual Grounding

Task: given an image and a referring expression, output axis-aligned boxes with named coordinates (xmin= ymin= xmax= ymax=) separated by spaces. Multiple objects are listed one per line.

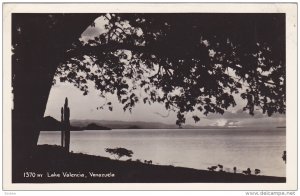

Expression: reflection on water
xmin=38 ymin=128 xmax=286 ymax=177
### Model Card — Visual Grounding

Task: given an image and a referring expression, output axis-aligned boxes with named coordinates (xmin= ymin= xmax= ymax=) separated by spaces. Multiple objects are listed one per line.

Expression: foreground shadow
xmin=15 ymin=145 xmax=286 ymax=183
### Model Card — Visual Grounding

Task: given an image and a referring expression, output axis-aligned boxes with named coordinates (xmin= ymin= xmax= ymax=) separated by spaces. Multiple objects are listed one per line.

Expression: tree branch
xmin=149 ymin=65 xmax=161 ymax=79
xmin=65 ymin=42 xmax=208 ymax=62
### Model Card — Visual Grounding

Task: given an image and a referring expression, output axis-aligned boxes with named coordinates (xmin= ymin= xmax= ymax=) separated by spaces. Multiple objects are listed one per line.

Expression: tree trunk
xmin=12 ymin=13 xmax=100 ymax=181
xmin=12 ymin=46 xmax=59 ymax=181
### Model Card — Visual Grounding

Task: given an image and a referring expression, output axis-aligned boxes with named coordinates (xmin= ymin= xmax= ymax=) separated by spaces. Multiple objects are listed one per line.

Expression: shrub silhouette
xmin=255 ymin=169 xmax=261 ymax=175
xmin=207 ymin=166 xmax=217 ymax=171
xmin=233 ymin=166 xmax=237 ymax=174
xmin=105 ymin=147 xmax=133 ymax=160
xmin=242 ymin=168 xmax=252 ymax=175
xmin=282 ymin=151 xmax=286 ymax=164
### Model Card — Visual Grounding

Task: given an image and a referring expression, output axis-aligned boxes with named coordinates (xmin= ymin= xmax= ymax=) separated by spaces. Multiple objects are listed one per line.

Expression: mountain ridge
xmin=70 ymin=119 xmax=224 ymax=129
xmin=41 ymin=116 xmax=111 ymax=131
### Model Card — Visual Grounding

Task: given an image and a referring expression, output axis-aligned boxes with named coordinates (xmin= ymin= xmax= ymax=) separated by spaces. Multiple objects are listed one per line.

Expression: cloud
xmin=203 ymin=109 xmax=286 ymax=128
xmin=205 ymin=108 xmax=285 ymax=120
xmin=212 ymin=119 xmax=240 ymax=127
xmin=236 ymin=117 xmax=286 ymax=128
xmin=225 ymin=120 xmax=240 ymax=127
xmin=206 ymin=109 xmax=265 ymax=120
xmin=233 ymin=109 xmax=264 ymax=118
xmin=213 ymin=119 xmax=227 ymax=126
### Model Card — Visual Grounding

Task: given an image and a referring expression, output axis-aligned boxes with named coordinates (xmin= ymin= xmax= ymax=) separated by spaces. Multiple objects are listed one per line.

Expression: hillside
xmin=85 ymin=123 xmax=111 ymax=130
xmin=41 ymin=116 xmax=111 ymax=131
xmin=41 ymin=116 xmax=62 ymax=131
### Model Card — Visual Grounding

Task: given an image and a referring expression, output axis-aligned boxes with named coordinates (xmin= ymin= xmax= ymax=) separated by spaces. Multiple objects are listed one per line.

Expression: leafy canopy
xmin=56 ymin=13 xmax=285 ymax=127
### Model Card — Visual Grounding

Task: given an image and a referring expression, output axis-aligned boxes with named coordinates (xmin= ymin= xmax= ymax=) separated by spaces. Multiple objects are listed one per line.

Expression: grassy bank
xmin=14 ymin=145 xmax=286 ymax=183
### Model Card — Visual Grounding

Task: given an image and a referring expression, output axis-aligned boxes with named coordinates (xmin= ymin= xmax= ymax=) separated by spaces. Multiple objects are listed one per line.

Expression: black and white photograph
xmin=3 ymin=3 xmax=297 ymax=190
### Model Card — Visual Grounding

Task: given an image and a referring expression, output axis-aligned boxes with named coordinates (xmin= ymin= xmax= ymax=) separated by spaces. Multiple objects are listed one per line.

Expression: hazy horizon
xmin=44 ymin=82 xmax=285 ymax=128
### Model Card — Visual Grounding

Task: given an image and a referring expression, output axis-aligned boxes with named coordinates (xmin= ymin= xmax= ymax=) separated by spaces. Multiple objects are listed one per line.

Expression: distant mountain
xmin=44 ymin=117 xmax=285 ymax=130
xmin=41 ymin=116 xmax=111 ymax=131
xmin=41 ymin=116 xmax=61 ymax=131
xmin=85 ymin=123 xmax=111 ymax=130
xmin=70 ymin=119 xmax=217 ymax=129
xmin=127 ymin=125 xmax=142 ymax=129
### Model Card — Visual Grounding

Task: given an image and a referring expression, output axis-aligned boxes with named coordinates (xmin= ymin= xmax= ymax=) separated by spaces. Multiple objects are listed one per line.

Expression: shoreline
xmin=13 ymin=145 xmax=286 ymax=183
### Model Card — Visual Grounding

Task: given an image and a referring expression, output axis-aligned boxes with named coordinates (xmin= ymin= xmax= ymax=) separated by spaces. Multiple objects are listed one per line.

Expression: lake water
xmin=38 ymin=128 xmax=286 ymax=177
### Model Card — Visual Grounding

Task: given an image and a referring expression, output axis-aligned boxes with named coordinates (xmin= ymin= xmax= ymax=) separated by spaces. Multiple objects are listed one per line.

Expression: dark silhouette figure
xmin=64 ymin=98 xmax=70 ymax=153
xmin=282 ymin=151 xmax=286 ymax=164
xmin=207 ymin=166 xmax=217 ymax=171
xmin=247 ymin=168 xmax=251 ymax=175
xmin=60 ymin=98 xmax=70 ymax=152
xmin=233 ymin=166 xmax=237 ymax=174
xmin=242 ymin=168 xmax=252 ymax=175
xmin=218 ymin=164 xmax=223 ymax=172
xmin=255 ymin=169 xmax=261 ymax=175
xmin=60 ymin=107 xmax=64 ymax=147
xmin=144 ymin=160 xmax=153 ymax=164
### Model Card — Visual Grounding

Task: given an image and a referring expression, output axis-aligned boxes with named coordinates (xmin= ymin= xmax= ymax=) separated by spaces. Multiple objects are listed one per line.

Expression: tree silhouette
xmin=105 ymin=147 xmax=133 ymax=160
xmin=58 ymin=14 xmax=285 ymax=126
xmin=12 ymin=13 xmax=285 ymax=180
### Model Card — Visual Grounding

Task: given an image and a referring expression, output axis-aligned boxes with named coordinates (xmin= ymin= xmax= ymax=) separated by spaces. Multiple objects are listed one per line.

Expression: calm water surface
xmin=38 ymin=128 xmax=286 ymax=177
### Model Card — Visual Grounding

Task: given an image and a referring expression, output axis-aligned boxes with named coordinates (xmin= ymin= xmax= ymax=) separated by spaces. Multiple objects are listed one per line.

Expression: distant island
xmin=70 ymin=119 xmax=209 ymax=129
xmin=42 ymin=116 xmax=220 ymax=131
xmin=85 ymin=123 xmax=111 ymax=130
xmin=42 ymin=116 xmax=286 ymax=131
xmin=127 ymin=125 xmax=142 ymax=129
xmin=41 ymin=116 xmax=111 ymax=131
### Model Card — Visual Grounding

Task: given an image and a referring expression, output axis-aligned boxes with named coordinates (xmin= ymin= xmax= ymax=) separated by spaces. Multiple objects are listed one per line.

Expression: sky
xmin=44 ymin=15 xmax=286 ymax=128
xmin=45 ymin=81 xmax=181 ymax=124
xmin=44 ymin=81 xmax=285 ymax=127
